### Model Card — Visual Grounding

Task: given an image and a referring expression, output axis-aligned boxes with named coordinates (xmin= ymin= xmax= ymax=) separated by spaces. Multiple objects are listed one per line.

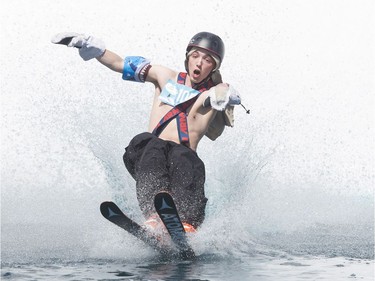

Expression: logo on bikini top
xmin=160 ymin=80 xmax=200 ymax=106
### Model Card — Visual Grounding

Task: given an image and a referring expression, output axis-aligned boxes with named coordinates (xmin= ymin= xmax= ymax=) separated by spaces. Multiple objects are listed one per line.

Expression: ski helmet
xmin=185 ymin=32 xmax=225 ymax=72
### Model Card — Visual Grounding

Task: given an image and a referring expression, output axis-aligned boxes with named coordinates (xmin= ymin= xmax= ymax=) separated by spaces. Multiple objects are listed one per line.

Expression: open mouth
xmin=193 ymin=69 xmax=201 ymax=77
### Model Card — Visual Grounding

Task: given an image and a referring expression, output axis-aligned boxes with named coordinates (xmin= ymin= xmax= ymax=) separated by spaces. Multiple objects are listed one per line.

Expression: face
xmin=187 ymin=48 xmax=216 ymax=84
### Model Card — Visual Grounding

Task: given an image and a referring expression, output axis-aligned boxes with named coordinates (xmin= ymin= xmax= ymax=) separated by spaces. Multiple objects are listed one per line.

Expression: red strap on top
xmin=152 ymin=73 xmax=213 ymax=146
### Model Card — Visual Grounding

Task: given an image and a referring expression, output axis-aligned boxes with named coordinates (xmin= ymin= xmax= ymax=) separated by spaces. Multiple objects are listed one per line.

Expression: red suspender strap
xmin=152 ymin=72 xmax=213 ymax=146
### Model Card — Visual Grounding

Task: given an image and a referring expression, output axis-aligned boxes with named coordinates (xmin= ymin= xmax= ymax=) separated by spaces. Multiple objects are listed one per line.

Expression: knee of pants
xmin=123 ymin=149 xmax=136 ymax=178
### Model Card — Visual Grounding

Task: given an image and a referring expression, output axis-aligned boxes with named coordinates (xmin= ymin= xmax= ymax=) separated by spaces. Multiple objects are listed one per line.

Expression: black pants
xmin=123 ymin=132 xmax=208 ymax=228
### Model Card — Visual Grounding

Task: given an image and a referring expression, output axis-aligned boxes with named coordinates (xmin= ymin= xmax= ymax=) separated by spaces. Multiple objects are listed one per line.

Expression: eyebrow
xmin=203 ymin=54 xmax=214 ymax=61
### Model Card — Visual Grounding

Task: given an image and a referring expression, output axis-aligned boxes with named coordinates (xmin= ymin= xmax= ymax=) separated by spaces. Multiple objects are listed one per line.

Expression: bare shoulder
xmin=146 ymin=65 xmax=178 ymax=88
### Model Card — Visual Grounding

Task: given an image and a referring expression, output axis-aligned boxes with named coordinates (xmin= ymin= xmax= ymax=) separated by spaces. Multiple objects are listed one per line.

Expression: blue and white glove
xmin=51 ymin=32 xmax=106 ymax=61
xmin=208 ymin=84 xmax=241 ymax=111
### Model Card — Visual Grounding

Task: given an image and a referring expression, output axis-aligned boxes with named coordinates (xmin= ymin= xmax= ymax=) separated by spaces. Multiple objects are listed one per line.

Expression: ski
xmin=100 ymin=201 xmax=173 ymax=256
xmin=154 ymin=192 xmax=195 ymax=259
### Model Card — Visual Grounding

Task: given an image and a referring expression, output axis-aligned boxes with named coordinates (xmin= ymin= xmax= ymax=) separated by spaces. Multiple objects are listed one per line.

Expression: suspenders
xmin=152 ymin=72 xmax=213 ymax=147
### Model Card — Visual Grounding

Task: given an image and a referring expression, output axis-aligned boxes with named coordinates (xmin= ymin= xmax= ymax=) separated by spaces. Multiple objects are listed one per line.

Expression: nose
xmin=196 ymin=57 xmax=202 ymax=67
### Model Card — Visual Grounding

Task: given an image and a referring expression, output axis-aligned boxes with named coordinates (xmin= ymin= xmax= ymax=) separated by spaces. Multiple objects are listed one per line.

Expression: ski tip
xmin=100 ymin=201 xmax=121 ymax=218
xmin=100 ymin=201 xmax=114 ymax=209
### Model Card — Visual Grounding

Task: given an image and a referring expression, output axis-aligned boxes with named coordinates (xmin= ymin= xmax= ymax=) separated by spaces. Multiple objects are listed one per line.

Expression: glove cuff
xmin=79 ymin=35 xmax=106 ymax=61
xmin=208 ymin=85 xmax=230 ymax=111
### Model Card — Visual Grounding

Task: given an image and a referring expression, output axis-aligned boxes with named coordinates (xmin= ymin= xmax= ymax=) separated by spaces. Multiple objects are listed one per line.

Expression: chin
xmin=189 ymin=73 xmax=206 ymax=84
xmin=191 ymin=77 xmax=202 ymax=84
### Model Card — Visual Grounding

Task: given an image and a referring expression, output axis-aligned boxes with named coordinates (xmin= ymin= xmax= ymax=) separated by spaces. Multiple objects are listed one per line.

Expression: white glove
xmin=208 ymin=84 xmax=241 ymax=111
xmin=51 ymin=32 xmax=106 ymax=61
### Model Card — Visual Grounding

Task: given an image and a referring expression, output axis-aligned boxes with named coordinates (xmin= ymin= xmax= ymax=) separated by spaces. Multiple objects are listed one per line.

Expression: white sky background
xmin=0 ymin=0 xmax=374 ymax=225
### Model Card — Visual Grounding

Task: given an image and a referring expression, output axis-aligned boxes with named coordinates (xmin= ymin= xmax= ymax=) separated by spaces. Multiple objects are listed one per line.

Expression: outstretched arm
xmin=51 ymin=32 xmax=124 ymax=73
xmin=51 ymin=32 xmax=177 ymax=88
xmin=145 ymin=65 xmax=177 ymax=88
xmin=96 ymin=50 xmax=124 ymax=73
